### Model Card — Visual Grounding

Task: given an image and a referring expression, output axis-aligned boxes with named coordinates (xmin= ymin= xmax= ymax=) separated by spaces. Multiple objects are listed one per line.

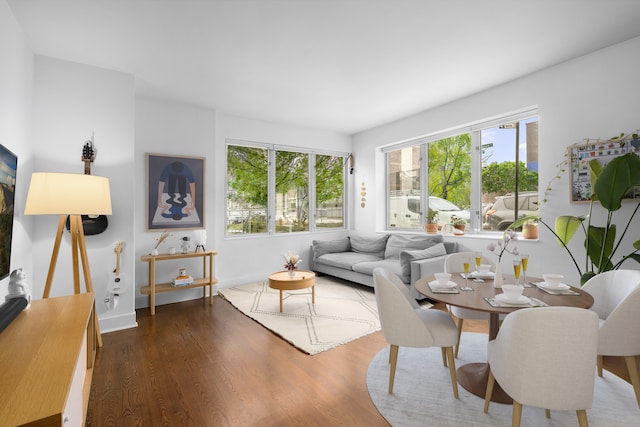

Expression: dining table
xmin=415 ymin=272 xmax=594 ymax=403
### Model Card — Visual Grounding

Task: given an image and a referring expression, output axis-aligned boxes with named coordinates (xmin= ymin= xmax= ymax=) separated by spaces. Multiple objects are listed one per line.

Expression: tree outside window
xmin=226 ymin=143 xmax=346 ymax=235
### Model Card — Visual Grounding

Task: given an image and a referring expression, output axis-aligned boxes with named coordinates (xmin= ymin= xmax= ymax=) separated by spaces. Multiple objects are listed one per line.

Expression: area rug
xmin=367 ymin=332 xmax=640 ymax=426
xmin=218 ymin=276 xmax=381 ymax=355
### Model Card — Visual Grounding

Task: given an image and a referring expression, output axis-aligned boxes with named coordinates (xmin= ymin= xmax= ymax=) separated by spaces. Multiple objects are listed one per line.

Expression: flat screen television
xmin=0 ymin=144 xmax=17 ymax=280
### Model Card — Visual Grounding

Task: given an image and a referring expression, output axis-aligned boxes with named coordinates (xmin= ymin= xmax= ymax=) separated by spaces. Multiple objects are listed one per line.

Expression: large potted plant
xmin=511 ymin=150 xmax=640 ymax=284
xmin=425 ymin=208 xmax=439 ymax=233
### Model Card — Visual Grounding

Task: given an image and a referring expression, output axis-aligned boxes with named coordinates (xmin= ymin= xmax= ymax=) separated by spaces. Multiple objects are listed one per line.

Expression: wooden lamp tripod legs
xmin=42 ymin=214 xmax=103 ymax=347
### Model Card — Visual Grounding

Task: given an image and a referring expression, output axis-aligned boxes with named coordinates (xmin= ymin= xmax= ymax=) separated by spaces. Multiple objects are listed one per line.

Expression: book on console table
xmin=172 ymin=275 xmax=194 ymax=287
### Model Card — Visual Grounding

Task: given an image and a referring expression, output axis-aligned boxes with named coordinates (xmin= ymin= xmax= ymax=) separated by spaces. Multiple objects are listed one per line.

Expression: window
xmin=227 ymin=145 xmax=268 ymax=234
xmin=387 ymin=146 xmax=421 ymax=229
xmin=428 ymin=135 xmax=471 ymax=228
xmin=481 ymin=118 xmax=539 ymax=231
xmin=227 ymin=141 xmax=347 ymax=236
xmin=275 ymin=150 xmax=308 ymax=233
xmin=384 ymin=110 xmax=538 ymax=233
xmin=315 ymin=154 xmax=345 ymax=229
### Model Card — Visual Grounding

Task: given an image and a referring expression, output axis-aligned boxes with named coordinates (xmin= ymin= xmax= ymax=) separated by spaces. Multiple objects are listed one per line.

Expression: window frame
xmin=382 ymin=107 xmax=538 ymax=234
xmin=225 ymin=139 xmax=349 ymax=237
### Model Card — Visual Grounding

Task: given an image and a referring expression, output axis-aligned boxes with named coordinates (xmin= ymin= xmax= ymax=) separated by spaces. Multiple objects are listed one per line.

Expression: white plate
xmin=496 ymin=294 xmax=531 ymax=305
xmin=538 ymin=282 xmax=570 ymax=291
xmin=469 ymin=271 xmax=495 ymax=279
xmin=429 ymin=280 xmax=456 ymax=289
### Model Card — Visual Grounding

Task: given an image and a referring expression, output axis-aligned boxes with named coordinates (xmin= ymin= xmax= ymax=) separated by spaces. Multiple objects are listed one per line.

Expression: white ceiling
xmin=8 ymin=0 xmax=640 ymax=134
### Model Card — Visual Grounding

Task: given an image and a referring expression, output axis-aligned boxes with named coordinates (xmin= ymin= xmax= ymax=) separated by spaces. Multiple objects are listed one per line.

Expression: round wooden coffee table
xmin=268 ymin=270 xmax=316 ymax=312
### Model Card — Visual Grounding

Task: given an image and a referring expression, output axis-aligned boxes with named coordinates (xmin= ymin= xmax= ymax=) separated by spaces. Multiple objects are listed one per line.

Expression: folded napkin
xmin=428 ymin=280 xmax=459 ymax=294
xmin=484 ymin=296 xmax=549 ymax=308
xmin=533 ymin=282 xmax=580 ymax=295
xmin=462 ymin=271 xmax=495 ymax=279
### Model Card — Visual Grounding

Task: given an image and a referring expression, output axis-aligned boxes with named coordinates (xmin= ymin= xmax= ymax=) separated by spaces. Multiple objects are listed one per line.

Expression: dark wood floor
xmin=87 ymin=295 xmax=390 ymax=426
xmin=86 ymin=296 xmax=637 ymax=426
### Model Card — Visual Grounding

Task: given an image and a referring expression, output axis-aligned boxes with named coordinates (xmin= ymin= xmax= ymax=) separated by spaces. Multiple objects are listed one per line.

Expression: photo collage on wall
xmin=570 ymin=135 xmax=640 ymax=202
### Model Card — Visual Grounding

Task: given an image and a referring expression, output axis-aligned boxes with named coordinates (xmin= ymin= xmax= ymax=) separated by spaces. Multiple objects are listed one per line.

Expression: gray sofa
xmin=310 ymin=232 xmax=457 ymax=299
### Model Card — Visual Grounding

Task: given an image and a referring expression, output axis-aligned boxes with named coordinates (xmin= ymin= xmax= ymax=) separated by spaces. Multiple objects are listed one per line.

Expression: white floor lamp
xmin=24 ymin=172 xmax=112 ymax=346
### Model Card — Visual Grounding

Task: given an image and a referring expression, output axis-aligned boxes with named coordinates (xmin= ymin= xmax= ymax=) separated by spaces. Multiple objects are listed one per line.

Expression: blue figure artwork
xmin=152 ymin=160 xmax=201 ymax=227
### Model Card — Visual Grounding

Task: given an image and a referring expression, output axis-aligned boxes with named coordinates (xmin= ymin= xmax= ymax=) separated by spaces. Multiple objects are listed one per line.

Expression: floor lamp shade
xmin=24 ymin=172 xmax=112 ymax=216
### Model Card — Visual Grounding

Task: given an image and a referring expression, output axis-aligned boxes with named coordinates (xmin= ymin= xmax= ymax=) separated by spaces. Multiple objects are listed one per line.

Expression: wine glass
xmin=463 ymin=260 xmax=470 ymax=287
xmin=475 ymin=251 xmax=482 ymax=274
xmin=521 ymin=254 xmax=529 ymax=285
xmin=513 ymin=259 xmax=522 ymax=285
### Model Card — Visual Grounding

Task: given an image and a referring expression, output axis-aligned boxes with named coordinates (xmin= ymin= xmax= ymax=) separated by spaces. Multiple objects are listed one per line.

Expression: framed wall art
xmin=146 ymin=153 xmax=205 ymax=230
xmin=569 ymin=135 xmax=640 ymax=202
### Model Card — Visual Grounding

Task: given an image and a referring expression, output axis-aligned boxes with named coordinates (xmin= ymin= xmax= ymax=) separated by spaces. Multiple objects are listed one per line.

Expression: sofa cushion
xmin=315 ymin=252 xmax=382 ymax=270
xmin=444 ymin=241 xmax=457 ymax=254
xmin=352 ymin=259 xmax=405 ymax=282
xmin=399 ymin=242 xmax=447 ymax=281
xmin=384 ymin=234 xmax=444 ymax=259
xmin=312 ymin=237 xmax=351 ymax=259
xmin=349 ymin=232 xmax=389 ymax=258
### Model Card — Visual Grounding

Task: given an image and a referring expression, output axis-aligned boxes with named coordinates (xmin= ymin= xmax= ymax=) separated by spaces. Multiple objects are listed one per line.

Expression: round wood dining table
xmin=415 ymin=273 xmax=594 ymax=403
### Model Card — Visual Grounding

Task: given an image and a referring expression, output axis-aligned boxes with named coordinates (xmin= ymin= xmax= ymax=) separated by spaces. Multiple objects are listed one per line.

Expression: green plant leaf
xmin=588 ymin=159 xmax=603 ymax=201
xmin=627 ymin=254 xmax=640 ymax=265
xmin=554 ymin=216 xmax=583 ymax=245
xmin=581 ymin=271 xmax=596 ymax=286
xmin=634 ymin=240 xmax=640 ymax=250
xmin=594 ymin=153 xmax=640 ymax=211
xmin=586 ymin=225 xmax=615 ymax=272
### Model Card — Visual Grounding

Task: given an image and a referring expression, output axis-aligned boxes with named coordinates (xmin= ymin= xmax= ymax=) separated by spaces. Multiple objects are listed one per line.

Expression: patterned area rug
xmin=218 ymin=276 xmax=381 ymax=355
xmin=367 ymin=332 xmax=640 ymax=426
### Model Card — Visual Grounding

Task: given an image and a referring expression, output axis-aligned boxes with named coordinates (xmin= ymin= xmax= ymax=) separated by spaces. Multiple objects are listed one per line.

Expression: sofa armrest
xmin=309 ymin=245 xmax=315 ymax=270
xmin=409 ymin=256 xmax=447 ymax=299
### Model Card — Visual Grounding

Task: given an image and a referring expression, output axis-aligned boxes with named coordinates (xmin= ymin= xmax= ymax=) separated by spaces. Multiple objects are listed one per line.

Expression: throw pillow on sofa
xmin=384 ymin=234 xmax=444 ymax=259
xmin=349 ymin=232 xmax=389 ymax=259
xmin=312 ymin=237 xmax=351 ymax=258
xmin=399 ymin=242 xmax=447 ymax=280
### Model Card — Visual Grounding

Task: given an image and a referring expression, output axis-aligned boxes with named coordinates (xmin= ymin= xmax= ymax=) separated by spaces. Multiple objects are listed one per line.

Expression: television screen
xmin=0 ymin=144 xmax=17 ymax=280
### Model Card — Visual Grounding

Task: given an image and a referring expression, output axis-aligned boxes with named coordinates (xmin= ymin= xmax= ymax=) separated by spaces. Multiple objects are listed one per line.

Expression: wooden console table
xmin=140 ymin=250 xmax=218 ymax=315
xmin=0 ymin=293 xmax=97 ymax=426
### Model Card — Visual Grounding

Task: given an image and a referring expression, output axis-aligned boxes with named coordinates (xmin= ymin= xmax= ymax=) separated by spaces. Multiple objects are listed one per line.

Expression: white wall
xmin=133 ymin=104 xmax=352 ymax=309
xmin=0 ymin=0 xmax=34 ymax=300
xmin=134 ymin=98 xmax=216 ymax=308
xmin=352 ymin=36 xmax=640 ymax=285
xmin=31 ymin=56 xmax=136 ymax=332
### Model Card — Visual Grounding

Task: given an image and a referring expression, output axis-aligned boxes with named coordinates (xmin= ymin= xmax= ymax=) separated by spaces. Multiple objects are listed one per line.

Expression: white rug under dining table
xmin=367 ymin=332 xmax=640 ymax=426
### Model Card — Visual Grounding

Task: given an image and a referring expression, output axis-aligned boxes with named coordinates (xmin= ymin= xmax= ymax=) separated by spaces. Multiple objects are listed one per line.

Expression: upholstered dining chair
xmin=484 ymin=307 xmax=599 ymax=427
xmin=581 ymin=269 xmax=640 ymax=408
xmin=443 ymin=251 xmax=498 ymax=357
xmin=372 ymin=268 xmax=459 ymax=398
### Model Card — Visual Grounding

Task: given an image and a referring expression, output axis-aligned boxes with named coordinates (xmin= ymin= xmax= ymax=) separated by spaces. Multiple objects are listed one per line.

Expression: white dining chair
xmin=581 ymin=269 xmax=640 ymax=408
xmin=444 ymin=251 xmax=498 ymax=357
xmin=484 ymin=307 xmax=599 ymax=427
xmin=372 ymin=268 xmax=459 ymax=398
